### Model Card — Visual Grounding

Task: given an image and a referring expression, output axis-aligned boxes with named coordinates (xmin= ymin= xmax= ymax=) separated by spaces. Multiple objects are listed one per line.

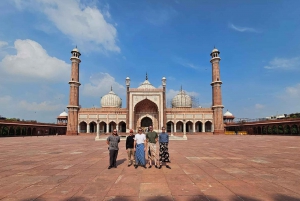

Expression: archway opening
xmin=257 ymin=127 xmax=262 ymax=134
xmin=109 ymin=122 xmax=117 ymax=133
xmin=166 ymin=121 xmax=174 ymax=133
xmin=205 ymin=121 xmax=212 ymax=132
xmin=291 ymin=125 xmax=298 ymax=135
xmin=186 ymin=121 xmax=193 ymax=133
xmin=89 ymin=122 xmax=96 ymax=133
xmin=100 ymin=122 xmax=107 ymax=133
xmin=119 ymin=121 xmax=126 ymax=132
xmin=176 ymin=121 xmax=183 ymax=132
xmin=134 ymin=98 xmax=158 ymax=130
xmin=195 ymin=121 xmax=203 ymax=132
xmin=141 ymin=117 xmax=152 ymax=128
xmin=79 ymin=122 xmax=87 ymax=133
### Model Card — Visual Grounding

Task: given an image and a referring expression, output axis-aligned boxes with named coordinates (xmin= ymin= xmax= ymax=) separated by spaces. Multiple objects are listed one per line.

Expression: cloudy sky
xmin=0 ymin=0 xmax=300 ymax=123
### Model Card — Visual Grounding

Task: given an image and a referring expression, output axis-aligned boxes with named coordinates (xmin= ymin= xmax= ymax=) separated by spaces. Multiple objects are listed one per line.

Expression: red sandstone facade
xmin=66 ymin=48 xmax=224 ymax=135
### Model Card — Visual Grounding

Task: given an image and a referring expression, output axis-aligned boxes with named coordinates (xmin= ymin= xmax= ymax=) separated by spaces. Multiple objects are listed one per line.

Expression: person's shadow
xmin=116 ymin=158 xmax=126 ymax=166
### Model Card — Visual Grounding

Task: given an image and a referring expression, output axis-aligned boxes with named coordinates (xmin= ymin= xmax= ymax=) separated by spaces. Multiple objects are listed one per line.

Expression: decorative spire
xmin=146 ymin=72 xmax=148 ymax=80
xmin=111 ymin=86 xmax=113 ymax=91
xmin=180 ymin=85 xmax=183 ymax=92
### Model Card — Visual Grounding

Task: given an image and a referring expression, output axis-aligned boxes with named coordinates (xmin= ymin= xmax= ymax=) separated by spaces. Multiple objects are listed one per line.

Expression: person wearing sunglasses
xmin=146 ymin=125 xmax=158 ymax=168
xmin=158 ymin=127 xmax=171 ymax=169
xmin=126 ymin=129 xmax=135 ymax=167
xmin=133 ymin=127 xmax=147 ymax=169
xmin=106 ymin=129 xmax=120 ymax=169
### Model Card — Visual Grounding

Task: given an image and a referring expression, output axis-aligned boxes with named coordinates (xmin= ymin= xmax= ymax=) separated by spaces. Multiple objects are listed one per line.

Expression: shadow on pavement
xmin=116 ymin=158 xmax=126 ymax=166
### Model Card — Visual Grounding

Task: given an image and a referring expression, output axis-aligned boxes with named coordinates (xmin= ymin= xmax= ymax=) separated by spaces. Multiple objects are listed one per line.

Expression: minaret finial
xmin=180 ymin=85 xmax=182 ymax=91
xmin=146 ymin=72 xmax=148 ymax=80
xmin=111 ymin=86 xmax=113 ymax=91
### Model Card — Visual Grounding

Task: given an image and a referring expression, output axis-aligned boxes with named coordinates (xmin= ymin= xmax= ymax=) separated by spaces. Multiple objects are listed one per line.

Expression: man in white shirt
xmin=134 ymin=127 xmax=147 ymax=169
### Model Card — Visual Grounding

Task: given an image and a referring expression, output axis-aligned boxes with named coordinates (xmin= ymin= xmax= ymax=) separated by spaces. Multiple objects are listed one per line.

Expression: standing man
xmin=158 ymin=127 xmax=171 ymax=169
xmin=146 ymin=125 xmax=158 ymax=168
xmin=134 ymin=127 xmax=147 ymax=169
xmin=126 ymin=129 xmax=135 ymax=167
xmin=107 ymin=129 xmax=120 ymax=169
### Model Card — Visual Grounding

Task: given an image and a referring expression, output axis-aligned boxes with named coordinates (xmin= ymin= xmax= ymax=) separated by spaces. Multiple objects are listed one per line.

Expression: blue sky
xmin=0 ymin=0 xmax=300 ymax=123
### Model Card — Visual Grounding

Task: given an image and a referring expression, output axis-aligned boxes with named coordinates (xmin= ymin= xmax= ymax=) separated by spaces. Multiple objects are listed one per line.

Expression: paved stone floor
xmin=0 ymin=135 xmax=300 ymax=201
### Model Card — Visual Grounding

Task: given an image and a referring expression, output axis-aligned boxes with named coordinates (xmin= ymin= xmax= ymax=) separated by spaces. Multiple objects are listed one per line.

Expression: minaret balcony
xmin=210 ymin=81 xmax=223 ymax=86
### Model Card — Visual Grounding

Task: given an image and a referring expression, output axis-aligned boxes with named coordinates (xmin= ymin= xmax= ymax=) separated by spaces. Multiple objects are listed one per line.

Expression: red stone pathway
xmin=0 ymin=135 xmax=300 ymax=201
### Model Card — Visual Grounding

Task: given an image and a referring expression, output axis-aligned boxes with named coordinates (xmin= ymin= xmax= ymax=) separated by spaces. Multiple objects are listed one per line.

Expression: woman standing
xmin=134 ymin=127 xmax=147 ymax=169
xmin=158 ymin=127 xmax=171 ymax=169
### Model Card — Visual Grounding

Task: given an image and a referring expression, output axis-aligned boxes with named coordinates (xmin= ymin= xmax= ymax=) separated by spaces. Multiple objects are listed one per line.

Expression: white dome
xmin=172 ymin=90 xmax=192 ymax=108
xmin=72 ymin=47 xmax=79 ymax=52
xmin=138 ymin=79 xmax=155 ymax=89
xmin=212 ymin=48 xmax=219 ymax=53
xmin=224 ymin=110 xmax=233 ymax=117
xmin=59 ymin=111 xmax=68 ymax=117
xmin=101 ymin=89 xmax=122 ymax=108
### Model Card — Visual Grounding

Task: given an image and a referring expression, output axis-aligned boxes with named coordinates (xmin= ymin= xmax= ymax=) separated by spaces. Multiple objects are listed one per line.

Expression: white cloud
xmin=0 ymin=94 xmax=65 ymax=122
xmin=13 ymin=0 xmax=120 ymax=53
xmin=264 ymin=57 xmax=300 ymax=70
xmin=0 ymin=41 xmax=8 ymax=48
xmin=166 ymin=89 xmax=199 ymax=100
xmin=0 ymin=39 xmax=69 ymax=82
xmin=82 ymin=72 xmax=125 ymax=98
xmin=255 ymin=103 xmax=264 ymax=109
xmin=0 ymin=41 xmax=9 ymax=58
xmin=283 ymin=83 xmax=300 ymax=98
xmin=18 ymin=100 xmax=63 ymax=111
xmin=229 ymin=23 xmax=259 ymax=33
xmin=0 ymin=95 xmax=12 ymax=104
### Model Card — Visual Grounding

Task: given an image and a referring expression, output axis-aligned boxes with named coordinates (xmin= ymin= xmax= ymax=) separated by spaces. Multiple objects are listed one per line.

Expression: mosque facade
xmin=65 ymin=48 xmax=225 ymax=136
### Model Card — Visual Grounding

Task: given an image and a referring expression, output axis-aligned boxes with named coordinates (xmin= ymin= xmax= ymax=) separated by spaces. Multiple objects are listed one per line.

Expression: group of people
xmin=106 ymin=125 xmax=170 ymax=169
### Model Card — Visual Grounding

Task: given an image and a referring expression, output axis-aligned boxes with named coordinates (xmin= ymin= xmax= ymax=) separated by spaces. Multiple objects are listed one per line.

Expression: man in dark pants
xmin=107 ymin=129 xmax=120 ymax=169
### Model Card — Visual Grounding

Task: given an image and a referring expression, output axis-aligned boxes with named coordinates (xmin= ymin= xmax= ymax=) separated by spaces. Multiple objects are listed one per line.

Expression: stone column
xmin=171 ymin=122 xmax=174 ymax=136
xmin=193 ymin=123 xmax=195 ymax=133
xmin=77 ymin=125 xmax=80 ymax=133
xmin=106 ymin=124 xmax=109 ymax=134
xmin=87 ymin=124 xmax=90 ymax=133
xmin=202 ymin=123 xmax=205 ymax=132
xmin=183 ymin=121 xmax=187 ymax=139
xmin=96 ymin=123 xmax=99 ymax=136
xmin=95 ymin=120 xmax=100 ymax=140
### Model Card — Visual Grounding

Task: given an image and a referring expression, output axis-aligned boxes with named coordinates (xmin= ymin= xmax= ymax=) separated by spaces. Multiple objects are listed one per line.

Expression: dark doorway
xmin=141 ymin=117 xmax=152 ymax=127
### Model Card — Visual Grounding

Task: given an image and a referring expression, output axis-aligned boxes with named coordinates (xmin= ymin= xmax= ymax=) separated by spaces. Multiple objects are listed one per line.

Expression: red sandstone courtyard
xmin=0 ymin=135 xmax=300 ymax=201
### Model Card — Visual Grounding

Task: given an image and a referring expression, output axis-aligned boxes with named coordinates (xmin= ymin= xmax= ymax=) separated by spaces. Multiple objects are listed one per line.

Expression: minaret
xmin=125 ymin=77 xmax=130 ymax=132
xmin=66 ymin=47 xmax=81 ymax=135
xmin=162 ymin=77 xmax=167 ymax=128
xmin=210 ymin=47 xmax=224 ymax=134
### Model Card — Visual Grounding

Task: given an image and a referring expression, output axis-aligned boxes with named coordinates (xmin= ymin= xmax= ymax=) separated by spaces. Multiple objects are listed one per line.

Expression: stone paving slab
xmin=0 ymin=135 xmax=300 ymax=200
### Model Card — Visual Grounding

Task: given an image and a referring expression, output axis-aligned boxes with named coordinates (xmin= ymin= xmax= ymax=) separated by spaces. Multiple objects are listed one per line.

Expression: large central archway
xmin=134 ymin=98 xmax=159 ymax=130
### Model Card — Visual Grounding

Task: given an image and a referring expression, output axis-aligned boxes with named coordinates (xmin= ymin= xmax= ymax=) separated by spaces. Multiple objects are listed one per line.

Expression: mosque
xmin=62 ymin=47 xmax=231 ymax=136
